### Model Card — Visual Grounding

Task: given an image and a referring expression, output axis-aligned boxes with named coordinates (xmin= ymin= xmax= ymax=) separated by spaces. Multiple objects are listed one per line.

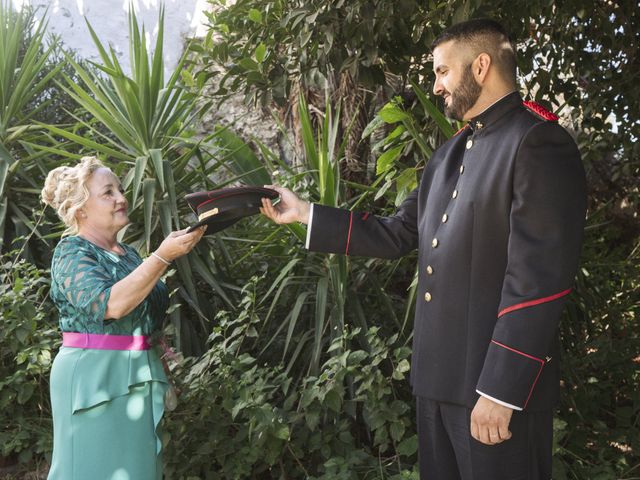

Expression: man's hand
xmin=260 ymin=185 xmax=311 ymax=224
xmin=470 ymin=396 xmax=513 ymax=445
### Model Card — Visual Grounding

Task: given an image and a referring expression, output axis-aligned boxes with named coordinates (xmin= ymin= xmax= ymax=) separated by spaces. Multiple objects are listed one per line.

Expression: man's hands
xmin=470 ymin=396 xmax=513 ymax=445
xmin=260 ymin=185 xmax=311 ymax=224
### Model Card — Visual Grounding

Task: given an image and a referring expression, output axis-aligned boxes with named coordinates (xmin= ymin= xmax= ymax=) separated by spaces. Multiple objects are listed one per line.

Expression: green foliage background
xmin=0 ymin=1 xmax=638 ymax=479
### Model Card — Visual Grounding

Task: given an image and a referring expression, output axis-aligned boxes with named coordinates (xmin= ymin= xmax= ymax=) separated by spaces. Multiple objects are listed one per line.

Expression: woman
xmin=41 ymin=156 xmax=205 ymax=479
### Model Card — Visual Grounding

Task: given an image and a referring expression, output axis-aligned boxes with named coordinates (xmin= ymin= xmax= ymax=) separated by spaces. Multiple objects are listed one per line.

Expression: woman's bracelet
xmin=151 ymin=251 xmax=171 ymax=266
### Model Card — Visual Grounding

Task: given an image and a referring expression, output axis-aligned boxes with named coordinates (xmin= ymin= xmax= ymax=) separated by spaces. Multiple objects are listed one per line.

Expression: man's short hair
xmin=431 ymin=19 xmax=517 ymax=85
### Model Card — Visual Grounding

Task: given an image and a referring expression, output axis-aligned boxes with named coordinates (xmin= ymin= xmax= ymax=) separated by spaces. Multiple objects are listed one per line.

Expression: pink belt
xmin=62 ymin=332 xmax=152 ymax=351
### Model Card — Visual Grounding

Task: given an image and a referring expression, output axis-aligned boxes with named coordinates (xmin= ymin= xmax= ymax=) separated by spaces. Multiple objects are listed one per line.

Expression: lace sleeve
xmin=51 ymin=240 xmax=114 ymax=323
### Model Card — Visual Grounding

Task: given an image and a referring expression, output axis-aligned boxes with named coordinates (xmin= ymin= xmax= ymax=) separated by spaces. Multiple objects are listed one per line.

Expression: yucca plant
xmin=47 ymin=6 xmax=201 ymax=219
xmin=297 ymin=93 xmax=350 ymax=375
xmin=0 ymin=2 xmax=61 ymax=250
xmin=222 ymin=93 xmax=420 ymax=380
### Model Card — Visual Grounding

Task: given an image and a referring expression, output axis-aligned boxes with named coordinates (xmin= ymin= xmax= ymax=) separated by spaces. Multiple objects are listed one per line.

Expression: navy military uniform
xmin=306 ymin=92 xmax=587 ymax=477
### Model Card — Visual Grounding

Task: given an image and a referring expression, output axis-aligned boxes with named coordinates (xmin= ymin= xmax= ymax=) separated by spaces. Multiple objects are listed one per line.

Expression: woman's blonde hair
xmin=41 ymin=156 xmax=106 ymax=236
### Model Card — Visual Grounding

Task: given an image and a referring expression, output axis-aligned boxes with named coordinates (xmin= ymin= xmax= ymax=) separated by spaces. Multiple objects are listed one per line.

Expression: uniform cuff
xmin=476 ymin=390 xmax=522 ymax=411
xmin=476 ymin=339 xmax=546 ymax=410
xmin=305 ymin=203 xmax=315 ymax=249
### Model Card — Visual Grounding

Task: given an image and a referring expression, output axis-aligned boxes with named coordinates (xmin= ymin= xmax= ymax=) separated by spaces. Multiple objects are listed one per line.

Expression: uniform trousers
xmin=416 ymin=396 xmax=552 ymax=480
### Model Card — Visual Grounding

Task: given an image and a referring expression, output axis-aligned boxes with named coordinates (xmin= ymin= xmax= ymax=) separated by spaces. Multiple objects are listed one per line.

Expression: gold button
xmin=432 ymin=238 xmax=439 ymax=248
xmin=460 ymin=165 xmax=465 ymax=174
xmin=442 ymin=213 xmax=448 ymax=223
xmin=426 ymin=265 xmax=434 ymax=275
xmin=452 ymin=189 xmax=458 ymax=199
xmin=424 ymin=292 xmax=432 ymax=302
xmin=466 ymin=139 xmax=473 ymax=149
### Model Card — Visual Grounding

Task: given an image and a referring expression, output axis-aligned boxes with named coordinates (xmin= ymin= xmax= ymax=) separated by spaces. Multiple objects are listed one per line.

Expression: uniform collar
xmin=467 ymin=91 xmax=521 ymax=132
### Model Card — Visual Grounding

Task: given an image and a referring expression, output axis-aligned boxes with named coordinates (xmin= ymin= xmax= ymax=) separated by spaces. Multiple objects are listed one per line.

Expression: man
xmin=261 ymin=18 xmax=587 ymax=479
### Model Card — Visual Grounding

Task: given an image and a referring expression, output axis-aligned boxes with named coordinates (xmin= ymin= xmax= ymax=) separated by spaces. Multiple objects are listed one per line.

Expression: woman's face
xmin=78 ymin=167 xmax=129 ymax=234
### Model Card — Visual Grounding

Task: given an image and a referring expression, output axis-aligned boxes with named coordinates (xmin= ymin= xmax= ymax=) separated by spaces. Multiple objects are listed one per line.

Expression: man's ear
xmin=473 ymin=53 xmax=492 ymax=84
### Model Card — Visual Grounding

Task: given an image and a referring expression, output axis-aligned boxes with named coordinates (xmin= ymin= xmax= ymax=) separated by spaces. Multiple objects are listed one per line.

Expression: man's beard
xmin=444 ymin=64 xmax=482 ymax=121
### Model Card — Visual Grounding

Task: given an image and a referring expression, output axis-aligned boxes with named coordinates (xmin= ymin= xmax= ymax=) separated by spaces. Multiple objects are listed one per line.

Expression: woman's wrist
xmin=150 ymin=251 xmax=171 ymax=266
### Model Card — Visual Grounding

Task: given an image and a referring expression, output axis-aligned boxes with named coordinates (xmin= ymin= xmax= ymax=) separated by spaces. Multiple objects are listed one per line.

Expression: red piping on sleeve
xmin=345 ymin=211 xmax=354 ymax=255
xmin=523 ymin=362 xmax=545 ymax=409
xmin=491 ymin=340 xmax=544 ymax=364
xmin=498 ymin=288 xmax=572 ymax=318
xmin=491 ymin=340 xmax=545 ymax=410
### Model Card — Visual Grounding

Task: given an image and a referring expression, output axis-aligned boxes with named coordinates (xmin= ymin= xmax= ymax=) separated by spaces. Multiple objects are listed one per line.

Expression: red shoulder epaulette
xmin=453 ymin=124 xmax=470 ymax=136
xmin=523 ymin=101 xmax=559 ymax=122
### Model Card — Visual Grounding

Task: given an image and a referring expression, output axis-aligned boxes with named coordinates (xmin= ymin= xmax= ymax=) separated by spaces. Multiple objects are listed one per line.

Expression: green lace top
xmin=49 ymin=236 xmax=170 ymax=455
xmin=50 ymin=236 xmax=169 ymax=335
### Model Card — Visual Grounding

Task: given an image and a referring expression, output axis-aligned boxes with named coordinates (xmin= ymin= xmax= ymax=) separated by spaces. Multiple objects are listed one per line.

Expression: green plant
xmin=196 ymin=0 xmax=457 ymax=185
xmin=363 ymin=80 xmax=456 ymax=207
xmin=0 ymin=251 xmax=57 ymax=466
xmin=163 ymin=275 xmax=418 ymax=479
xmin=198 ymin=0 xmax=434 ymax=106
xmin=0 ymin=2 xmax=63 ymax=250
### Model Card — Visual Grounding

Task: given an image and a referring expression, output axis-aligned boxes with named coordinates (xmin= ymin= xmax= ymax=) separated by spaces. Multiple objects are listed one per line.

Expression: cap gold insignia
xmin=198 ymin=208 xmax=219 ymax=221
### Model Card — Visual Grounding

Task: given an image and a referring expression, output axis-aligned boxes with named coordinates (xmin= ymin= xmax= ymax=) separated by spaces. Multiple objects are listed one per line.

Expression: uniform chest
xmin=418 ymin=129 xmax=520 ymax=237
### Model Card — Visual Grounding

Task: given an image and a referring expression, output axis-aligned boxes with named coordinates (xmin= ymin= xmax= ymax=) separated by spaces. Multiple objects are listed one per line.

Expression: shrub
xmin=0 ymin=252 xmax=57 ymax=466
xmin=163 ymin=275 xmax=419 ymax=479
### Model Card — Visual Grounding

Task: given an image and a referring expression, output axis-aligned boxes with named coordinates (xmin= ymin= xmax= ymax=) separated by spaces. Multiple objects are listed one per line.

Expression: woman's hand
xmin=105 ymin=226 xmax=206 ymax=320
xmin=155 ymin=226 xmax=206 ymax=262
xmin=260 ymin=185 xmax=310 ymax=224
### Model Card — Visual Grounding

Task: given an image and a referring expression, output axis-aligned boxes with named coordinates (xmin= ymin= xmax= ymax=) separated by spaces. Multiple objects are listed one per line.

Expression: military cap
xmin=186 ymin=186 xmax=279 ymax=234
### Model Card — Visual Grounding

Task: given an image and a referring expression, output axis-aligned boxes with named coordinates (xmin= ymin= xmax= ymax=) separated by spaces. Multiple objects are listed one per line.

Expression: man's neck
xmin=463 ymin=88 xmax=517 ymax=121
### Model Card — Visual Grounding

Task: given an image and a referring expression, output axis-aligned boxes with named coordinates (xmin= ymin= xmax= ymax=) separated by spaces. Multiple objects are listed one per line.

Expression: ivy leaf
xmin=362 ymin=115 xmax=384 ymax=139
xmin=238 ymin=58 xmax=260 ymax=71
xmin=378 ymin=103 xmax=408 ymax=123
xmin=15 ymin=326 xmax=30 ymax=344
xmin=180 ymin=69 xmax=194 ymax=87
xmin=231 ymin=400 xmax=249 ymax=419
xmin=395 ymin=168 xmax=418 ymax=205
xmin=305 ymin=411 xmax=320 ymax=431
xmin=390 ymin=421 xmax=405 ymax=442
xmin=348 ymin=350 xmax=368 ymax=365
xmin=397 ymin=435 xmax=418 ymax=456
xmin=376 ymin=145 xmax=403 ymax=175
xmin=396 ymin=359 xmax=411 ymax=373
xmin=255 ymin=43 xmax=266 ymax=63
xmin=374 ymin=175 xmax=394 ymax=201
xmin=274 ymin=424 xmax=290 ymax=440
xmin=248 ymin=8 xmax=262 ymax=24
xmin=17 ymin=383 xmax=34 ymax=404
xmin=324 ymin=389 xmax=342 ymax=412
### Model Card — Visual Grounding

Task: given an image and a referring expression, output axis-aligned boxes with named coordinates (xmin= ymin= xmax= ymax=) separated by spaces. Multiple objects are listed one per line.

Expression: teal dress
xmin=48 ymin=236 xmax=169 ymax=480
